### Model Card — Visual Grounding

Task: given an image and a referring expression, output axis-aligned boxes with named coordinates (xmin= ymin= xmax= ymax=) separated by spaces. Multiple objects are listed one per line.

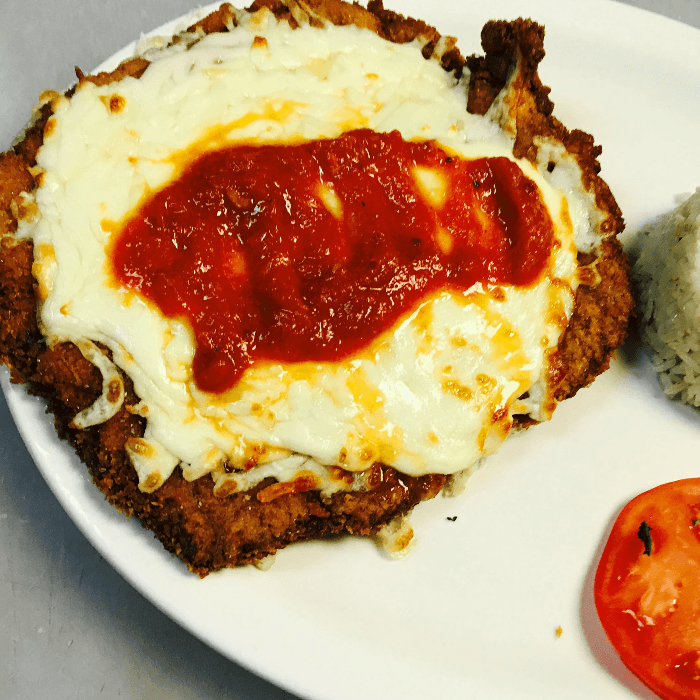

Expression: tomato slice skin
xmin=595 ymin=478 xmax=700 ymax=700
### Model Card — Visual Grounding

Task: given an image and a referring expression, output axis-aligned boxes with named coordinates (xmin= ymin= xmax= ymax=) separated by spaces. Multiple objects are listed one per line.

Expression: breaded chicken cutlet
xmin=0 ymin=0 xmax=633 ymax=575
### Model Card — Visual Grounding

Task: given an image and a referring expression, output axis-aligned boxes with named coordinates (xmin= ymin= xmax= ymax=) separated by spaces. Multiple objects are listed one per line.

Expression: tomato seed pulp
xmin=110 ymin=129 xmax=553 ymax=393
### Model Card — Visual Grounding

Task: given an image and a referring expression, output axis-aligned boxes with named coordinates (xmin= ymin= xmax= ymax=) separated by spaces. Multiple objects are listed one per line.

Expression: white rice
xmin=635 ymin=188 xmax=700 ymax=405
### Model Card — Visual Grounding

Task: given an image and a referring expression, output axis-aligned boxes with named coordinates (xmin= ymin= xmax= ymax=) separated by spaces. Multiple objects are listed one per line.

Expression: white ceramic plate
xmin=3 ymin=1 xmax=700 ymax=699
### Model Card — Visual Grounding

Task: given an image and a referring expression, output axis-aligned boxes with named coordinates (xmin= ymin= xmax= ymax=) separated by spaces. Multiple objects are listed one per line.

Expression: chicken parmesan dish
xmin=0 ymin=0 xmax=633 ymax=574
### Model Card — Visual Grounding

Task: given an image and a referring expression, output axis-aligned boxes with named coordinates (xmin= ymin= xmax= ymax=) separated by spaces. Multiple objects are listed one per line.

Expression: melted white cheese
xmin=18 ymin=8 xmax=587 ymax=494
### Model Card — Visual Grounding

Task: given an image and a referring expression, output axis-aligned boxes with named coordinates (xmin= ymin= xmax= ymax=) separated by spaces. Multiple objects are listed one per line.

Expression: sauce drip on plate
xmin=110 ymin=129 xmax=553 ymax=393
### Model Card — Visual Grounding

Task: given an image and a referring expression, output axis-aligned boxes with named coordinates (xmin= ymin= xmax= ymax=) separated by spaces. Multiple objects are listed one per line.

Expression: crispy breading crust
xmin=463 ymin=18 xmax=633 ymax=400
xmin=467 ymin=20 xmax=623 ymax=238
xmin=0 ymin=0 xmax=633 ymax=575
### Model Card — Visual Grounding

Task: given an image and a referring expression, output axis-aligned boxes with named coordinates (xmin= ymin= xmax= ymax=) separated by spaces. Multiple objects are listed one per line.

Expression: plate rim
xmin=3 ymin=1 xmax=700 ymax=699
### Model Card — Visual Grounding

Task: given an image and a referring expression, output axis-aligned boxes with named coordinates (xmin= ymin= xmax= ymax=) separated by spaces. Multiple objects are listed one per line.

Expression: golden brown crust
xmin=0 ymin=263 xmax=445 ymax=575
xmin=12 ymin=104 xmax=52 ymax=167
xmin=74 ymin=57 xmax=151 ymax=89
xmin=0 ymin=1 xmax=632 ymax=574
xmin=462 ymin=18 xmax=633 ymax=397
xmin=0 ymin=237 xmax=43 ymax=382
xmin=550 ymin=239 xmax=634 ymax=400
xmin=102 ymin=461 xmax=445 ymax=573
xmin=467 ymin=20 xmax=623 ymax=238
xmin=0 ymin=152 xmax=34 ymax=235
xmin=187 ymin=2 xmax=238 ymax=34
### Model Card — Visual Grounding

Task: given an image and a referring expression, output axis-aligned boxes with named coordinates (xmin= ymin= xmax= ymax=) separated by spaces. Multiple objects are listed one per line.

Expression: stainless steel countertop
xmin=2 ymin=1 xmax=699 ymax=698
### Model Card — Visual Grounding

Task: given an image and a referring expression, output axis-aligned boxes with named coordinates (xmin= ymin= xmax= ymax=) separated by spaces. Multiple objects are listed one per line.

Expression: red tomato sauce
xmin=109 ymin=129 xmax=553 ymax=393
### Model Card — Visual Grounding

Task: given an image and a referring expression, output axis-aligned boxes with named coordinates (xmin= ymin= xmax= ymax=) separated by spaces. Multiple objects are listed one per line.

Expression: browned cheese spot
xmin=126 ymin=401 xmax=147 ymax=417
xmin=244 ymin=456 xmax=260 ymax=470
xmin=578 ymin=265 xmax=601 ymax=286
xmin=34 ymin=243 xmax=56 ymax=277
xmin=44 ymin=118 xmax=56 ymax=139
xmin=256 ymin=471 xmax=319 ymax=503
xmin=476 ymin=374 xmax=496 ymax=398
xmin=10 ymin=196 xmax=38 ymax=222
xmin=215 ymin=480 xmax=237 ymax=498
xmin=490 ymin=287 xmax=506 ymax=302
xmin=126 ymin=437 xmax=155 ymax=458
xmin=107 ymin=378 xmax=122 ymax=403
xmin=360 ymin=447 xmax=374 ymax=462
xmin=110 ymin=94 xmax=126 ymax=113
xmin=394 ymin=527 xmax=414 ymax=552
xmin=550 ymin=313 xmax=567 ymax=329
xmin=442 ymin=379 xmax=473 ymax=401
xmin=329 ymin=466 xmax=353 ymax=484
xmin=39 ymin=89 xmax=61 ymax=105
xmin=143 ymin=473 xmax=161 ymax=490
xmin=243 ymin=442 xmax=266 ymax=470
xmin=99 ymin=93 xmax=126 ymax=113
xmin=492 ymin=406 xmax=508 ymax=423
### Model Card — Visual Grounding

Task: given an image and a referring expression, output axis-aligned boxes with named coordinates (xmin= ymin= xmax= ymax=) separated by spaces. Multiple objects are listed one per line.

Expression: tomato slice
xmin=595 ymin=479 xmax=700 ymax=700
